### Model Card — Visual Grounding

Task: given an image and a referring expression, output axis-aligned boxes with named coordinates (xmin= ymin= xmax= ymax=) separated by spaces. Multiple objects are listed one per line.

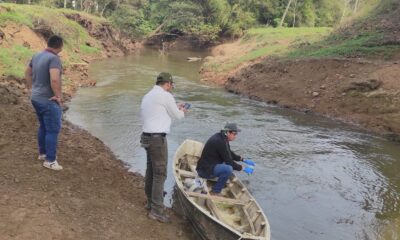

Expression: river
xmin=66 ymin=48 xmax=400 ymax=240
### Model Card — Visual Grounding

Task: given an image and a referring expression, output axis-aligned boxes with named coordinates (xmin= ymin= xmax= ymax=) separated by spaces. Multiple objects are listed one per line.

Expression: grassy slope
xmin=203 ymin=27 xmax=332 ymax=73
xmin=288 ymin=0 xmax=400 ymax=59
xmin=204 ymin=0 xmax=400 ymax=74
xmin=0 ymin=3 xmax=104 ymax=78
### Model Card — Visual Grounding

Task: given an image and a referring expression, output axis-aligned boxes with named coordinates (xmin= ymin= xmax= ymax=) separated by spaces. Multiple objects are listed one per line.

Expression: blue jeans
xmin=31 ymin=99 xmax=62 ymax=162
xmin=198 ymin=164 xmax=233 ymax=193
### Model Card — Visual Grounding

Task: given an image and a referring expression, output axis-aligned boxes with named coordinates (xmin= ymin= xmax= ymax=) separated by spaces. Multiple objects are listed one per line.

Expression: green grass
xmin=287 ymin=32 xmax=400 ymax=59
xmin=286 ymin=0 xmax=400 ymax=59
xmin=205 ymin=21 xmax=400 ymax=74
xmin=0 ymin=7 xmax=32 ymax=27
xmin=0 ymin=45 xmax=34 ymax=78
xmin=204 ymin=27 xmax=332 ymax=72
xmin=204 ymin=0 xmax=400 ymax=74
xmin=79 ymin=44 xmax=101 ymax=54
xmin=241 ymin=27 xmax=331 ymax=44
xmin=223 ymin=45 xmax=285 ymax=70
xmin=0 ymin=3 xmax=104 ymax=76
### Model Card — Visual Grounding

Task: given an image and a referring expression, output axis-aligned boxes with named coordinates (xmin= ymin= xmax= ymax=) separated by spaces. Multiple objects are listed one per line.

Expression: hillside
xmin=0 ymin=4 xmax=195 ymax=239
xmin=0 ymin=3 xmax=138 ymax=99
xmin=201 ymin=0 xmax=400 ymax=141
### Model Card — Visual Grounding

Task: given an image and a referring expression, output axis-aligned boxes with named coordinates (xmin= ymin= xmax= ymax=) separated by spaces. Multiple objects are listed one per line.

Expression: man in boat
xmin=196 ymin=123 xmax=254 ymax=195
xmin=140 ymin=72 xmax=188 ymax=223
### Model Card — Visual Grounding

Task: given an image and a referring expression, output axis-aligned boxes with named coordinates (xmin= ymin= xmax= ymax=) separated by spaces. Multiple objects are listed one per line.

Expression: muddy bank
xmin=0 ymin=11 xmax=196 ymax=240
xmin=0 ymin=76 xmax=195 ymax=239
xmin=208 ymin=57 xmax=400 ymax=141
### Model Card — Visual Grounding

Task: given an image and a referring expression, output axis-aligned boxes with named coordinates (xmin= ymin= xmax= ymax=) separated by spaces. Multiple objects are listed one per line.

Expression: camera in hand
xmin=183 ymin=103 xmax=191 ymax=109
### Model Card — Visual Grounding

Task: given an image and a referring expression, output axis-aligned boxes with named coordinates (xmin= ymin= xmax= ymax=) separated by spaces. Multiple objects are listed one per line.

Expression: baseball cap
xmin=156 ymin=72 xmax=173 ymax=84
xmin=223 ymin=123 xmax=241 ymax=132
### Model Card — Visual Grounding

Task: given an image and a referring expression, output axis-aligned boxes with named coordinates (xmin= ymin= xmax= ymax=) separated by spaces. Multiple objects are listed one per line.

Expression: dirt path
xmin=0 ymin=76 xmax=196 ymax=240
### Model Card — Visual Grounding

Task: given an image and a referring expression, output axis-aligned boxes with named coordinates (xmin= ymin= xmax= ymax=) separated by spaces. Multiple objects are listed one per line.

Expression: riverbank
xmin=223 ymin=57 xmax=400 ymax=141
xmin=0 ymin=79 xmax=195 ymax=239
xmin=0 ymin=5 xmax=195 ymax=239
xmin=200 ymin=2 xmax=400 ymax=141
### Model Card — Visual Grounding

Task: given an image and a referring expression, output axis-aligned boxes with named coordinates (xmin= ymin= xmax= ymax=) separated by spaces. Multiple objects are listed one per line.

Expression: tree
xmin=314 ymin=0 xmax=342 ymax=26
xmin=354 ymin=0 xmax=360 ymax=12
xmin=300 ymin=0 xmax=316 ymax=26
xmin=279 ymin=0 xmax=293 ymax=27
xmin=163 ymin=2 xmax=204 ymax=33
xmin=109 ymin=5 xmax=152 ymax=38
xmin=292 ymin=0 xmax=297 ymax=27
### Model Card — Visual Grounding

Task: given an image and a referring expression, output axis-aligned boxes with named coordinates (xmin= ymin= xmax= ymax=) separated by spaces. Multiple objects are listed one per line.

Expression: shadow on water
xmin=66 ymin=48 xmax=400 ymax=240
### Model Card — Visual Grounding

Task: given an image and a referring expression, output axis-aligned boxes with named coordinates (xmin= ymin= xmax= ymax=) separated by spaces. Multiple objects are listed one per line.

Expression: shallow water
xmin=66 ymin=48 xmax=400 ymax=240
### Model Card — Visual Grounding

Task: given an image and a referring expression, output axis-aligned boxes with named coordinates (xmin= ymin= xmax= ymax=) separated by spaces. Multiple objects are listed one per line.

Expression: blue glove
xmin=243 ymin=166 xmax=254 ymax=175
xmin=243 ymin=159 xmax=255 ymax=166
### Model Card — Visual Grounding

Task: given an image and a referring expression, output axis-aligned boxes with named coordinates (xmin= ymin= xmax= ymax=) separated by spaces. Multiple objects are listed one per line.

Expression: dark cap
xmin=156 ymin=72 xmax=173 ymax=84
xmin=223 ymin=123 xmax=241 ymax=132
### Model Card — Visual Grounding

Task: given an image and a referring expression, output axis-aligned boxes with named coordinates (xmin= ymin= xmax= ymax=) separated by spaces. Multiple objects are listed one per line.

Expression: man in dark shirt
xmin=25 ymin=35 xmax=64 ymax=171
xmin=196 ymin=123 xmax=248 ymax=194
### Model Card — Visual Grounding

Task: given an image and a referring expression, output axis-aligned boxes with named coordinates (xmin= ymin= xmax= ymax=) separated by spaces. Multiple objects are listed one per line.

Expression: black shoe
xmin=148 ymin=211 xmax=171 ymax=223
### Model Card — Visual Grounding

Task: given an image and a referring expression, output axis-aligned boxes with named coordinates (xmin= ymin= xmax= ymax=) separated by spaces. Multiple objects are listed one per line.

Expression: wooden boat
xmin=173 ymin=139 xmax=271 ymax=240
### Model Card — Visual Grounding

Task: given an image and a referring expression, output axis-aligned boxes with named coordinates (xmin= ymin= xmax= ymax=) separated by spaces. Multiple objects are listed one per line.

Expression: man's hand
xmin=49 ymin=68 xmax=62 ymax=105
xmin=243 ymin=159 xmax=255 ymax=166
xmin=49 ymin=96 xmax=62 ymax=106
xmin=178 ymin=103 xmax=188 ymax=113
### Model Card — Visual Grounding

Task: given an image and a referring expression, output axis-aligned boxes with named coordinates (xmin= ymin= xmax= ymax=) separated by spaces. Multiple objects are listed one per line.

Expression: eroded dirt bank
xmin=0 ymin=11 xmax=195 ymax=240
xmin=211 ymin=57 xmax=400 ymax=141
xmin=0 ymin=78 xmax=195 ymax=239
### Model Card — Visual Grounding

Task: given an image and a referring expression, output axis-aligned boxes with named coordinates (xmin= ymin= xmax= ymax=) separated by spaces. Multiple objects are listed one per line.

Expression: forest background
xmin=2 ymin=0 xmax=378 ymax=40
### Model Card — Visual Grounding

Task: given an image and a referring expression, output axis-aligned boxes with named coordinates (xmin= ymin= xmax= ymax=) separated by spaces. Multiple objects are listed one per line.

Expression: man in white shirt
xmin=140 ymin=72 xmax=187 ymax=223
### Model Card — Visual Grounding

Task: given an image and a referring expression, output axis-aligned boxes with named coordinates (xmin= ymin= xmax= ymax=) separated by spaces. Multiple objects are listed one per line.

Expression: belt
xmin=142 ymin=132 xmax=166 ymax=137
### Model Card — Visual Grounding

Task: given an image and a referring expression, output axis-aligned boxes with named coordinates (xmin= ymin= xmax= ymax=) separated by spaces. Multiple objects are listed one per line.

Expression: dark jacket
xmin=196 ymin=131 xmax=243 ymax=176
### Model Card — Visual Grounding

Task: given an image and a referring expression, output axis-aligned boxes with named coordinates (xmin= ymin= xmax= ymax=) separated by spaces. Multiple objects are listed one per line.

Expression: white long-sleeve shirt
xmin=140 ymin=85 xmax=184 ymax=134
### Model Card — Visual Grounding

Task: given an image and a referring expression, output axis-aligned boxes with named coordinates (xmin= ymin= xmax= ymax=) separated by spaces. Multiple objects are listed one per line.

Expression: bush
xmin=189 ymin=24 xmax=221 ymax=40
xmin=224 ymin=7 xmax=256 ymax=37
xmin=163 ymin=2 xmax=205 ymax=33
xmin=109 ymin=5 xmax=152 ymax=38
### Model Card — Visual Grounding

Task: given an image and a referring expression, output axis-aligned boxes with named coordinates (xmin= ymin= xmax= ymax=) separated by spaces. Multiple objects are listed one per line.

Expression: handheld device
xmin=183 ymin=103 xmax=191 ymax=109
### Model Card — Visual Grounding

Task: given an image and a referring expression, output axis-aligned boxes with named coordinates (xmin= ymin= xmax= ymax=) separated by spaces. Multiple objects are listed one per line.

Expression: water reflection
xmin=66 ymin=48 xmax=400 ymax=240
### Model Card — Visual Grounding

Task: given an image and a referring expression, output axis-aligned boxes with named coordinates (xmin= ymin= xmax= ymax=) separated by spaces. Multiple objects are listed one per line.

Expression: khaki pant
xmin=140 ymin=134 xmax=168 ymax=215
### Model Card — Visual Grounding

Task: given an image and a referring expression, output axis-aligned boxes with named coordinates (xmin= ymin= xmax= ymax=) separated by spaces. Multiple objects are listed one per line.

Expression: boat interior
xmin=175 ymin=153 xmax=268 ymax=238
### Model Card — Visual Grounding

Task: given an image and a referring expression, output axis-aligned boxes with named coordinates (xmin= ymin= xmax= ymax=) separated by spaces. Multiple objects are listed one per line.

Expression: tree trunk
xmin=100 ymin=1 xmax=111 ymax=17
xmin=149 ymin=17 xmax=171 ymax=37
xmin=279 ymin=0 xmax=294 ymax=27
xmin=95 ymin=1 xmax=99 ymax=13
xmin=354 ymin=0 xmax=360 ymax=13
xmin=64 ymin=0 xmax=67 ymax=8
xmin=340 ymin=0 xmax=348 ymax=23
xmin=292 ymin=0 xmax=297 ymax=27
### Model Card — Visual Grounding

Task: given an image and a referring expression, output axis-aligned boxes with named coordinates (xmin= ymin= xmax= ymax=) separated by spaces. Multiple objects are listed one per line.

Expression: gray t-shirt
xmin=29 ymin=50 xmax=62 ymax=101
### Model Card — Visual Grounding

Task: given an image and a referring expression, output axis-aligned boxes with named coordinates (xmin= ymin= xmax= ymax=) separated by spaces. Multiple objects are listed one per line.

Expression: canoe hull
xmin=175 ymin=186 xmax=243 ymax=240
